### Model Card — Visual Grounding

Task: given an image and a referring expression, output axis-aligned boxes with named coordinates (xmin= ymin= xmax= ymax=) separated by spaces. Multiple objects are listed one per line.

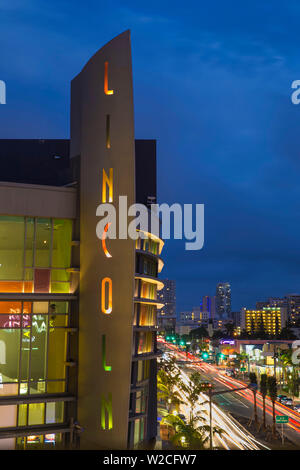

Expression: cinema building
xmin=0 ymin=31 xmax=164 ymax=449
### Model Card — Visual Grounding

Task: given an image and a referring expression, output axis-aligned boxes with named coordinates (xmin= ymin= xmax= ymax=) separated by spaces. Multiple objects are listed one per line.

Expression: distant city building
xmin=255 ymin=294 xmax=300 ymax=324
xmin=285 ymin=294 xmax=300 ymax=323
xmin=157 ymin=279 xmax=176 ymax=330
xmin=179 ymin=311 xmax=195 ymax=323
xmin=176 ymin=324 xmax=195 ymax=336
xmin=241 ymin=307 xmax=287 ymax=335
xmin=256 ymin=298 xmax=286 ymax=310
xmin=192 ymin=306 xmax=209 ymax=327
xmin=216 ymin=282 xmax=231 ymax=320
xmin=177 ymin=306 xmax=209 ymax=333
xmin=234 ymin=326 xmax=241 ymax=337
xmin=212 ymin=319 xmax=225 ymax=330
xmin=202 ymin=295 xmax=216 ymax=320
xmin=231 ymin=311 xmax=241 ymax=327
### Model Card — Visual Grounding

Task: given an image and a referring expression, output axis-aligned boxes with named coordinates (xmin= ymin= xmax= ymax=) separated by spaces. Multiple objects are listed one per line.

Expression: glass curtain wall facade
xmin=0 ymin=215 xmax=74 ymax=449
xmin=129 ymin=233 xmax=164 ymax=447
xmin=0 ymin=216 xmax=72 ymax=294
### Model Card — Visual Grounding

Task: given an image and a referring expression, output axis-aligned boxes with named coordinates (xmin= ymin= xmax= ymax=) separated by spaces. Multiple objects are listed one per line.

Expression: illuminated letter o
xmin=101 ymin=277 xmax=112 ymax=314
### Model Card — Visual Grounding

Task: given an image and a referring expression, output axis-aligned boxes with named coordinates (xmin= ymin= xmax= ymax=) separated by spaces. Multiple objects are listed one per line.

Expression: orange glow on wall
xmin=0 ymin=281 xmax=33 ymax=293
xmin=102 ymin=223 xmax=112 ymax=258
xmin=101 ymin=277 xmax=112 ymax=314
xmin=0 ymin=301 xmax=22 ymax=314
xmin=102 ymin=168 xmax=113 ymax=203
xmin=104 ymin=61 xmax=114 ymax=95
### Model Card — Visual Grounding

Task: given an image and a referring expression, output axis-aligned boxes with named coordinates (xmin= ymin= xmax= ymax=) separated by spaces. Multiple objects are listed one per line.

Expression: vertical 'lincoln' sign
xmin=70 ymin=31 xmax=136 ymax=449
xmin=100 ymin=60 xmax=114 ymax=431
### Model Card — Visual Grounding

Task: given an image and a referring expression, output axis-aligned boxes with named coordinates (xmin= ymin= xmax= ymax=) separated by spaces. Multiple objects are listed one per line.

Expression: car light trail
xmin=167 ymin=359 xmax=268 ymax=450
xmin=159 ymin=339 xmax=300 ymax=437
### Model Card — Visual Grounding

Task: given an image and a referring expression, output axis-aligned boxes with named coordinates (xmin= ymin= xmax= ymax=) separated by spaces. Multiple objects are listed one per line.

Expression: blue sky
xmin=1 ymin=0 xmax=300 ymax=311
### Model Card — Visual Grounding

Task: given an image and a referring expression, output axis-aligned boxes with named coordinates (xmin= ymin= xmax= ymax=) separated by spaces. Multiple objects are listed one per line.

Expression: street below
xmin=160 ymin=339 xmax=300 ymax=448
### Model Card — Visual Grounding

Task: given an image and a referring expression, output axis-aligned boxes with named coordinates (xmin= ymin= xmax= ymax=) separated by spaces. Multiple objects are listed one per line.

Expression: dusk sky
xmin=1 ymin=1 xmax=300 ymax=311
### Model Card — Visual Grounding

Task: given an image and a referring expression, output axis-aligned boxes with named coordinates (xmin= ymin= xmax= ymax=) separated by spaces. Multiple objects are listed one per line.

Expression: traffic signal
xmin=201 ymin=351 xmax=209 ymax=360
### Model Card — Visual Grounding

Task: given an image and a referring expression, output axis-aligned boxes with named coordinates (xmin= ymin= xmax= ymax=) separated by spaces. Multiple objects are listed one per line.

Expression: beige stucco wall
xmin=0 ymin=182 xmax=76 ymax=219
xmin=71 ymin=30 xmax=135 ymax=449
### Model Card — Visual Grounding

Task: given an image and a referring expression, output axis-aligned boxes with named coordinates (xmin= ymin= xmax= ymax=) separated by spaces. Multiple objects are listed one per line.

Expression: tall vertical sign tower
xmin=70 ymin=31 xmax=136 ymax=449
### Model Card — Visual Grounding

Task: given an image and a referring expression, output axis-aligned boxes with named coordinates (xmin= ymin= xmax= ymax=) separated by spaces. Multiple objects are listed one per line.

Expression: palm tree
xmin=260 ymin=374 xmax=268 ymax=429
xmin=161 ymin=410 xmax=222 ymax=449
xmin=180 ymin=372 xmax=210 ymax=425
xmin=249 ymin=372 xmax=258 ymax=424
xmin=157 ymin=368 xmax=183 ymax=412
xmin=159 ymin=354 xmax=178 ymax=375
xmin=267 ymin=375 xmax=277 ymax=437
xmin=280 ymin=349 xmax=292 ymax=392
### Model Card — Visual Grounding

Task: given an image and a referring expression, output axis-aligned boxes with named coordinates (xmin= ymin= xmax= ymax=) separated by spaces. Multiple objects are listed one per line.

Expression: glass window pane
xmin=49 ymin=302 xmax=68 ymax=326
xmin=50 ymin=282 xmax=70 ymax=294
xmin=135 ymin=391 xmax=141 ymax=413
xmin=25 ymin=435 xmax=43 ymax=448
xmin=144 ymin=360 xmax=150 ymax=379
xmin=35 ymin=218 xmax=51 ymax=267
xmin=0 ymin=301 xmax=22 ymax=328
xmin=24 ymin=270 xmax=34 ymax=293
xmin=18 ymin=404 xmax=27 ymax=426
xmin=47 ymin=381 xmax=65 ymax=394
xmin=29 ymin=381 xmax=46 ymax=395
xmin=33 ymin=302 xmax=48 ymax=314
xmin=20 ymin=329 xmax=30 ymax=381
xmin=52 ymin=219 xmax=72 ymax=268
xmin=22 ymin=302 xmax=32 ymax=328
xmin=28 ymin=403 xmax=45 ymax=425
xmin=0 ymin=216 xmax=24 ymax=280
xmin=140 ymin=418 xmax=145 ymax=440
xmin=46 ymin=402 xmax=64 ymax=424
xmin=51 ymin=270 xmax=70 ymax=282
xmin=25 ymin=218 xmax=34 ymax=267
xmin=19 ymin=382 xmax=28 ymax=395
xmin=134 ymin=419 xmax=140 ymax=446
xmin=31 ymin=315 xmax=47 ymax=382
xmin=0 ymin=404 xmax=17 ymax=428
xmin=0 ymin=328 xmax=20 ymax=382
xmin=137 ymin=361 xmax=143 ymax=382
xmin=0 ymin=281 xmax=24 ymax=293
xmin=137 ymin=332 xmax=153 ymax=354
xmin=25 ymin=269 xmax=33 ymax=280
xmin=50 ymin=302 xmax=68 ymax=314
xmin=48 ymin=328 xmax=66 ymax=380
xmin=44 ymin=433 xmax=62 ymax=447
xmin=50 ymin=315 xmax=68 ymax=327
xmin=0 ymin=383 xmax=18 ymax=396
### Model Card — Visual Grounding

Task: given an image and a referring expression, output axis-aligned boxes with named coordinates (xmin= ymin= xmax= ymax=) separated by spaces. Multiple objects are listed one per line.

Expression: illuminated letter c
xmin=102 ymin=223 xmax=112 ymax=258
